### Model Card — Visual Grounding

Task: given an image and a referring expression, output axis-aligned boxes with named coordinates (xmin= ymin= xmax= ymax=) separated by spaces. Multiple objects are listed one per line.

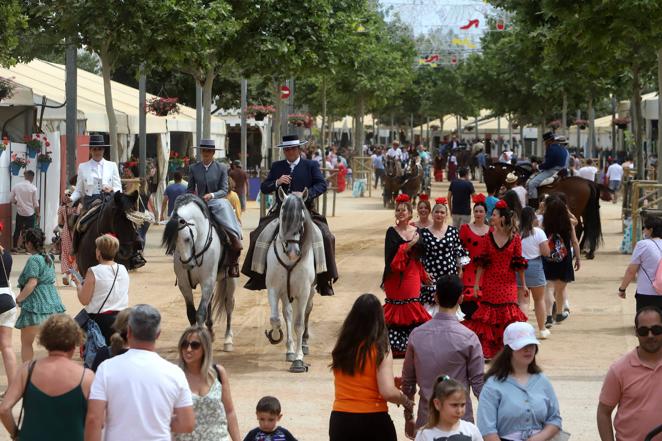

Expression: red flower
xmin=419 ymin=194 xmax=429 ymax=201
xmin=472 ymin=193 xmax=487 ymax=204
xmin=435 ymin=197 xmax=447 ymax=205
xmin=0 ymin=221 xmax=3 ymax=232
xmin=45 ymin=142 xmax=50 ymax=147
xmin=395 ymin=194 xmax=410 ymax=203
xmin=23 ymin=135 xmax=30 ymax=141
xmin=106 ymin=232 xmax=118 ymax=239
xmin=495 ymin=200 xmax=508 ymax=209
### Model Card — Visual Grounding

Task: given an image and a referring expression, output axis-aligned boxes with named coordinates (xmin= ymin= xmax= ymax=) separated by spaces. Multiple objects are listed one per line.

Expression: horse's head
xmin=277 ymin=187 xmax=308 ymax=260
xmin=101 ymin=191 xmax=142 ymax=264
xmin=162 ymin=194 xmax=209 ymax=269
xmin=385 ymin=157 xmax=398 ymax=177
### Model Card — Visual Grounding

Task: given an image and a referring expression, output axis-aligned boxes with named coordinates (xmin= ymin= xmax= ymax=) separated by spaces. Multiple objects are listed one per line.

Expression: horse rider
xmin=242 ymin=134 xmax=337 ymax=296
xmin=526 ymin=132 xmax=569 ymax=207
xmin=187 ymin=139 xmax=242 ymax=277
xmin=70 ymin=134 xmax=122 ymax=210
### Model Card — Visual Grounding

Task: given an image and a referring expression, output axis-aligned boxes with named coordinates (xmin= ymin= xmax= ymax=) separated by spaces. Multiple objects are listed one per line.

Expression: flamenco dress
xmin=458 ymin=224 xmax=491 ymax=320
xmin=463 ymin=232 xmax=528 ymax=359
xmin=382 ymin=227 xmax=431 ymax=358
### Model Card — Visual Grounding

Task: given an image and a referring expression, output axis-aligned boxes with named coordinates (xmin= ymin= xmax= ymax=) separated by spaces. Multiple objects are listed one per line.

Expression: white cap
xmin=503 ymin=322 xmax=539 ymax=350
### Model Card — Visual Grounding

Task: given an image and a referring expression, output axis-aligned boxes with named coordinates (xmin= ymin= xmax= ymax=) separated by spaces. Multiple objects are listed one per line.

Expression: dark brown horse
xmin=483 ymin=166 xmax=603 ymax=258
xmin=73 ymin=191 xmax=144 ymax=275
xmin=400 ymin=158 xmax=423 ymax=206
xmin=383 ymin=157 xmax=401 ymax=208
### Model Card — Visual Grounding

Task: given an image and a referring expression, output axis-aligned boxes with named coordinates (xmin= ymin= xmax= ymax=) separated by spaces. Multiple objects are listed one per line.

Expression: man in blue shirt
xmin=160 ymin=171 xmax=187 ymax=221
xmin=526 ymin=132 xmax=568 ymax=206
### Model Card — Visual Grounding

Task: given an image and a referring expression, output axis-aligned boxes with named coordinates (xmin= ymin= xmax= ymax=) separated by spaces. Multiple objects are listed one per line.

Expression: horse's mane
xmin=161 ymin=193 xmax=209 ymax=255
xmin=280 ymin=195 xmax=307 ymax=239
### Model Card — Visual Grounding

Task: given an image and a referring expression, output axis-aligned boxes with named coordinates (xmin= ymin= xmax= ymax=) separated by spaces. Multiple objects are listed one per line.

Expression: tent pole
xmin=139 ymin=64 xmax=147 ymax=178
xmin=65 ymin=44 xmax=77 ymax=182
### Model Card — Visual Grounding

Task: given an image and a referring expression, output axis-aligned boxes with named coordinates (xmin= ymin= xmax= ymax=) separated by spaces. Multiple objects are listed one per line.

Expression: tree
xmin=0 ymin=0 xmax=25 ymax=66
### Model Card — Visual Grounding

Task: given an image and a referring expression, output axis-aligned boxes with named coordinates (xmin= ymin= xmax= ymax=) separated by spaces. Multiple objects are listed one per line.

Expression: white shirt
xmin=71 ymin=158 xmax=122 ymax=203
xmin=522 ymin=227 xmax=548 ymax=260
xmin=386 ymin=147 xmax=402 ymax=160
xmin=606 ymin=163 xmax=624 ymax=181
xmin=631 ymin=238 xmax=662 ymax=296
xmin=577 ymin=166 xmax=598 ymax=181
xmin=89 ymin=349 xmax=193 ymax=441
xmin=415 ymin=420 xmax=482 ymax=441
xmin=512 ymin=185 xmax=527 ymax=207
xmin=85 ymin=263 xmax=129 ymax=313
xmin=287 ymin=156 xmax=300 ymax=172
xmin=499 ymin=150 xmax=513 ymax=163
xmin=10 ymin=181 xmax=39 ymax=216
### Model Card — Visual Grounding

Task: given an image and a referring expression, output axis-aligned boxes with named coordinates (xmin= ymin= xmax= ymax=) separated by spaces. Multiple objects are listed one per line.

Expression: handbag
xmin=0 ymin=252 xmax=16 ymax=315
xmin=74 ymin=264 xmax=119 ymax=328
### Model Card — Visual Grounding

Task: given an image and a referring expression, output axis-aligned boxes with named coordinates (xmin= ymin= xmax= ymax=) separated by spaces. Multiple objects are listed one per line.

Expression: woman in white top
xmin=74 ymin=234 xmax=129 ymax=344
xmin=517 ymin=207 xmax=551 ymax=339
xmin=618 ymin=216 xmax=662 ymax=311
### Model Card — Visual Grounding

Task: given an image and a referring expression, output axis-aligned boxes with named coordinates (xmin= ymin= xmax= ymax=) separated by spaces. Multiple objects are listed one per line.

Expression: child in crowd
xmin=415 ymin=377 xmax=482 ymax=441
xmin=243 ymin=396 xmax=297 ymax=441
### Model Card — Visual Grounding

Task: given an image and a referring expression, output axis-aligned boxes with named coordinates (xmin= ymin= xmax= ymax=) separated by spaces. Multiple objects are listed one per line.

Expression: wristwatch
xmin=618 ymin=287 xmax=626 ymax=293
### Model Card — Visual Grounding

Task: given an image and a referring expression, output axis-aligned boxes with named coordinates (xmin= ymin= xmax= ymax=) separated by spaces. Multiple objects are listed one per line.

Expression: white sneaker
xmin=538 ymin=329 xmax=551 ymax=339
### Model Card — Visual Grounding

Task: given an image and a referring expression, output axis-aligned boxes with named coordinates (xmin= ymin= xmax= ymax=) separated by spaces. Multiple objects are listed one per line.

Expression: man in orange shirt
xmin=597 ymin=306 xmax=662 ymax=440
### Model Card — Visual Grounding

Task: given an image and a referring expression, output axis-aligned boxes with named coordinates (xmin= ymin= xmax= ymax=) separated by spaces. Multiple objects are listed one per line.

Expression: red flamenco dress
xmin=458 ymin=223 xmax=491 ymax=320
xmin=382 ymin=227 xmax=431 ymax=358
xmin=463 ymin=232 xmax=528 ymax=359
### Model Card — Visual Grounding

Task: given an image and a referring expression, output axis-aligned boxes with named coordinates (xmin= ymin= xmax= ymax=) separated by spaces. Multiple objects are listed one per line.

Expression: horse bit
xmin=272 ymin=225 xmax=305 ymax=303
xmin=178 ymin=218 xmax=214 ymax=268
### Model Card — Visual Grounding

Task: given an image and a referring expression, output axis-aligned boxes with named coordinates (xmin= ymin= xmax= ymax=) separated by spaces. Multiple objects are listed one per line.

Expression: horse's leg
xmin=282 ymin=298 xmax=295 ymax=362
xmin=222 ymin=275 xmax=236 ymax=352
xmin=289 ymin=287 xmax=310 ymax=373
xmin=302 ymin=286 xmax=315 ymax=356
xmin=265 ymin=287 xmax=284 ymax=345
xmin=197 ymin=277 xmax=216 ymax=332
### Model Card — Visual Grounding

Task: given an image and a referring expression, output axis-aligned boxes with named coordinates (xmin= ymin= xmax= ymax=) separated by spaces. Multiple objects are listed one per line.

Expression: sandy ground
xmin=0 ymin=179 xmax=638 ymax=440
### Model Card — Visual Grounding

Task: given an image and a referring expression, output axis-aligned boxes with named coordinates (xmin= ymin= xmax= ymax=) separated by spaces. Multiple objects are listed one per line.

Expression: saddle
xmin=74 ymin=200 xmax=103 ymax=234
xmin=529 ymin=169 xmax=569 ymax=188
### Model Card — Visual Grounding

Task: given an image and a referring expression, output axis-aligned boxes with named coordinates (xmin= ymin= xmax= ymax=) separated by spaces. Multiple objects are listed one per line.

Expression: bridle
xmin=272 ymin=223 xmax=305 ymax=303
xmin=178 ymin=217 xmax=214 ymax=268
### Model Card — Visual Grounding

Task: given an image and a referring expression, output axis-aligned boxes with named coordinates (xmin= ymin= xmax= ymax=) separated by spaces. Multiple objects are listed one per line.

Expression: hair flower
xmin=419 ymin=194 xmax=429 ymax=201
xmin=472 ymin=193 xmax=487 ymax=204
xmin=435 ymin=197 xmax=447 ymax=205
xmin=395 ymin=194 xmax=410 ymax=203
xmin=495 ymin=200 xmax=508 ymax=209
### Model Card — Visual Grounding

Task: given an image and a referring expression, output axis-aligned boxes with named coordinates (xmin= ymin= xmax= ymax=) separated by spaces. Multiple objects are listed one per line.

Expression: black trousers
xmin=374 ymin=169 xmax=385 ymax=187
xmin=635 ymin=293 xmax=662 ymax=312
xmin=329 ymin=411 xmax=397 ymax=441
xmin=13 ymin=214 xmax=35 ymax=248
xmin=88 ymin=311 xmax=119 ymax=346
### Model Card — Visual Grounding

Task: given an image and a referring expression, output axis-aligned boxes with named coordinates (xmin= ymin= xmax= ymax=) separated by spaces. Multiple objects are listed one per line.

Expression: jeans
xmin=237 ymin=193 xmax=247 ymax=211
xmin=13 ymin=213 xmax=35 ymax=248
xmin=527 ymin=168 xmax=561 ymax=199
xmin=374 ymin=168 xmax=385 ymax=188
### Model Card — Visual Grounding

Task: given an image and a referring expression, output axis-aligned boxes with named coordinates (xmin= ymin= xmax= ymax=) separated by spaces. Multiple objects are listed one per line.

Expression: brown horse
xmin=483 ymin=166 xmax=603 ymax=259
xmin=400 ymin=158 xmax=422 ymax=206
xmin=383 ymin=157 xmax=401 ymax=208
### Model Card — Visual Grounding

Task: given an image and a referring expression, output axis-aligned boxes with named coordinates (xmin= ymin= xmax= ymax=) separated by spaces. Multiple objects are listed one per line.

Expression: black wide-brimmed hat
xmin=197 ymin=139 xmax=223 ymax=151
xmin=277 ymin=134 xmax=308 ymax=148
xmin=542 ymin=131 xmax=555 ymax=142
xmin=83 ymin=133 xmax=111 ymax=148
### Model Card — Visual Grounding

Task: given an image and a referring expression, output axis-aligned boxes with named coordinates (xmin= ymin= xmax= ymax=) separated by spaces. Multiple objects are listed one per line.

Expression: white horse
xmin=265 ymin=188 xmax=316 ymax=373
xmin=162 ymin=194 xmax=237 ymax=351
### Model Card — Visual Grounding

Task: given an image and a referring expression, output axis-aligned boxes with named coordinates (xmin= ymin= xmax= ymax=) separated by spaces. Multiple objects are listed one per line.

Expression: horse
xmin=483 ymin=166 xmax=603 ymax=259
xmin=162 ymin=194 xmax=236 ymax=351
xmin=264 ymin=188 xmax=316 ymax=373
xmin=400 ymin=157 xmax=423 ymax=204
xmin=383 ymin=156 xmax=401 ymax=208
xmin=74 ymin=191 xmax=144 ymax=276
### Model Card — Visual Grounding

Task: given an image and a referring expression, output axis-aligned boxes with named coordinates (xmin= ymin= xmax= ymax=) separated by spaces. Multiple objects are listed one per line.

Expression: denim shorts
xmin=516 ymin=257 xmax=546 ymax=288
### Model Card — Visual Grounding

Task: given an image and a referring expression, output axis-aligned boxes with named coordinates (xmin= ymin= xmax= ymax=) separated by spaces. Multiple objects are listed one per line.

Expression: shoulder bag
xmin=0 ymin=252 xmax=16 ymax=314
xmin=74 ymin=264 xmax=119 ymax=328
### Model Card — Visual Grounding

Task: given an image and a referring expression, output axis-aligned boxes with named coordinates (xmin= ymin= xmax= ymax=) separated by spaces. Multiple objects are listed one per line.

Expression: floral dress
xmin=463 ymin=233 xmax=528 ymax=359
xmin=16 ymin=254 xmax=65 ymax=329
xmin=382 ymin=227 xmax=431 ymax=358
xmin=58 ymin=204 xmax=77 ymax=276
xmin=420 ymin=226 xmax=468 ymax=308
xmin=458 ymin=224 xmax=490 ymax=319
xmin=174 ymin=377 xmax=229 ymax=441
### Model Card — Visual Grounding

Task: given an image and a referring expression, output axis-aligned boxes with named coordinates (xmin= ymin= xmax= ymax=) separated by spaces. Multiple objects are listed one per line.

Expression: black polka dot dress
xmin=420 ymin=226 xmax=468 ymax=306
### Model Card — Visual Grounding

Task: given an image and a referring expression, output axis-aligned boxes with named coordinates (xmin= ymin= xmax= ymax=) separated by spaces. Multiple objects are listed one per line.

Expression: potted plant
xmin=10 ymin=153 xmax=28 ymax=176
xmin=146 ymin=97 xmax=179 ymax=116
xmin=37 ymin=151 xmax=52 ymax=172
xmin=169 ymin=151 xmax=184 ymax=172
xmin=613 ymin=116 xmax=630 ymax=129
xmin=247 ymin=104 xmax=275 ymax=121
xmin=0 ymin=77 xmax=15 ymax=102
xmin=0 ymin=136 xmax=8 ymax=158
xmin=547 ymin=119 xmax=561 ymax=129
xmin=575 ymin=119 xmax=589 ymax=129
xmin=288 ymin=113 xmax=307 ymax=127
xmin=24 ymin=134 xmax=49 ymax=158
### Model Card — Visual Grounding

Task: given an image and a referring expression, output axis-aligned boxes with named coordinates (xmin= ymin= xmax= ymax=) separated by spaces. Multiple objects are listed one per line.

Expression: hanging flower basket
xmin=146 ymin=97 xmax=180 ymax=116
xmin=0 ymin=136 xmax=8 ymax=158
xmin=547 ymin=120 xmax=561 ymax=129
xmin=37 ymin=151 xmax=52 ymax=172
xmin=574 ymin=119 xmax=589 ymax=129
xmin=247 ymin=104 xmax=275 ymax=121
xmin=464 ymin=126 xmax=473 ymax=132
xmin=613 ymin=117 xmax=630 ymax=130
xmin=10 ymin=153 xmax=28 ymax=176
xmin=24 ymin=134 xmax=49 ymax=158
xmin=288 ymin=113 xmax=313 ymax=128
xmin=0 ymin=77 xmax=16 ymax=102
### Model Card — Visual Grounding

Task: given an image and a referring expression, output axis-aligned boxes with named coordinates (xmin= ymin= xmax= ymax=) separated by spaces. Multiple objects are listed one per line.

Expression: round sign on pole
xmin=280 ymin=85 xmax=291 ymax=100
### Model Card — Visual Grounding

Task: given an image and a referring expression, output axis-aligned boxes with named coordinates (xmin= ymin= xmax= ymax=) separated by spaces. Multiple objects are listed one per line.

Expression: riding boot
xmin=528 ymin=198 xmax=539 ymax=209
xmin=227 ymin=236 xmax=242 ymax=278
xmin=316 ymin=273 xmax=334 ymax=296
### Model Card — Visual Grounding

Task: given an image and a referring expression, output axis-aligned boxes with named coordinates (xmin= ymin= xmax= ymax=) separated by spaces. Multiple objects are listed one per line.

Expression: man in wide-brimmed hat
xmin=242 ymin=134 xmax=337 ymax=296
xmin=187 ymin=139 xmax=242 ymax=277
xmin=71 ymin=133 xmax=122 ymax=209
xmin=526 ymin=132 xmax=568 ymax=207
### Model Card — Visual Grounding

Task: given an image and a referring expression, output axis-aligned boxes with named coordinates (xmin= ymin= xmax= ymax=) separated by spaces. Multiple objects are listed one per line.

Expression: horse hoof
xmin=286 ymin=352 xmax=295 ymax=362
xmin=288 ymin=359 xmax=309 ymax=373
xmin=586 ymin=252 xmax=595 ymax=260
xmin=264 ymin=329 xmax=283 ymax=345
xmin=223 ymin=343 xmax=234 ymax=352
xmin=302 ymin=345 xmax=309 ymax=356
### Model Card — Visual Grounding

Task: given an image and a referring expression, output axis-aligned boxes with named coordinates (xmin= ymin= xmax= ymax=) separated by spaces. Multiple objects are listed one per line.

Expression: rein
xmin=178 ymin=217 xmax=214 ymax=268
xmin=272 ymin=224 xmax=305 ymax=303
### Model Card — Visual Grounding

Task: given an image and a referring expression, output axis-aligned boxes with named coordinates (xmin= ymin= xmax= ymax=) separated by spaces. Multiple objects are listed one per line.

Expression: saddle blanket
xmin=251 ymin=218 xmax=326 ymax=275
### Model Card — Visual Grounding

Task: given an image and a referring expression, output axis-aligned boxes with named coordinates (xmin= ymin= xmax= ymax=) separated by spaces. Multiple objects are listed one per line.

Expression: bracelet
xmin=618 ymin=287 xmax=626 ymax=292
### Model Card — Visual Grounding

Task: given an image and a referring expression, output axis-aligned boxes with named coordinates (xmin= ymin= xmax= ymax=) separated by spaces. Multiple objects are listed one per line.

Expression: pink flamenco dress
xmin=382 ymin=227 xmax=431 ymax=358
xmin=463 ymin=232 xmax=528 ymax=359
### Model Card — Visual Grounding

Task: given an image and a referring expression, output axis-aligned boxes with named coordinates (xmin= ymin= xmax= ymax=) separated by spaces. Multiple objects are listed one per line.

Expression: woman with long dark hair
xmin=502 ymin=190 xmax=522 ymax=227
xmin=382 ymin=195 xmax=431 ymax=358
xmin=330 ymin=293 xmax=414 ymax=441
xmin=477 ymin=322 xmax=562 ymax=440
xmin=463 ymin=201 xmax=528 ymax=360
xmin=459 ymin=194 xmax=490 ymax=319
xmin=542 ymin=195 xmax=580 ymax=326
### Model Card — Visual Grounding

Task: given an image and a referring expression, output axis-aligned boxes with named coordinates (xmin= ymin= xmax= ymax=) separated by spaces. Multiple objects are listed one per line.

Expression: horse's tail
xmin=162 ymin=216 xmax=179 ymax=255
xmin=583 ymin=182 xmax=603 ymax=254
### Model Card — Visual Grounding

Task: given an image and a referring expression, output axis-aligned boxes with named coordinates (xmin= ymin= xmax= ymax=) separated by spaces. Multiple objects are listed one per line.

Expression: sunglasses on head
xmin=636 ymin=325 xmax=662 ymax=337
xmin=180 ymin=340 xmax=202 ymax=350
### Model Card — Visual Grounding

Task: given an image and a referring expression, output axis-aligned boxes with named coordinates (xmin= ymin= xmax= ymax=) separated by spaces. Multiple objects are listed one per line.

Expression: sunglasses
xmin=636 ymin=325 xmax=662 ymax=337
xmin=180 ymin=340 xmax=202 ymax=350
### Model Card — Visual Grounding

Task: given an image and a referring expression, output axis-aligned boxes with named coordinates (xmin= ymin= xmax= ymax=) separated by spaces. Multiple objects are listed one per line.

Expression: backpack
xmin=81 ymin=320 xmax=108 ymax=368
xmin=545 ymin=233 xmax=568 ymax=263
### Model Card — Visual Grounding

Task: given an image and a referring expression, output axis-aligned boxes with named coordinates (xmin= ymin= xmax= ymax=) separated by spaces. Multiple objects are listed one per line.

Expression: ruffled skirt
xmin=384 ymin=299 xmax=430 ymax=358
xmin=463 ymin=302 xmax=527 ymax=359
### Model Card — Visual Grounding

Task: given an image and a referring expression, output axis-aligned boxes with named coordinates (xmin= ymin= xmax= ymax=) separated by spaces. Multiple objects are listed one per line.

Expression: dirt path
xmin=1 ymin=181 xmax=637 ymax=440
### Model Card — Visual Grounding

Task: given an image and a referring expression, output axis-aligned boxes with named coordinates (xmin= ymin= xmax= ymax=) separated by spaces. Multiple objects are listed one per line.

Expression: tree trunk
xmin=588 ymin=96 xmax=595 ymax=158
xmin=202 ymin=68 xmax=215 ymax=139
xmin=561 ymin=92 xmax=568 ymax=137
xmin=631 ymin=64 xmax=644 ymax=179
xmin=321 ymin=77 xmax=327 ymax=149
xmin=355 ymin=95 xmax=365 ymax=154
xmin=100 ymin=48 xmax=119 ymax=163
xmin=537 ymin=119 xmax=545 ymax=157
